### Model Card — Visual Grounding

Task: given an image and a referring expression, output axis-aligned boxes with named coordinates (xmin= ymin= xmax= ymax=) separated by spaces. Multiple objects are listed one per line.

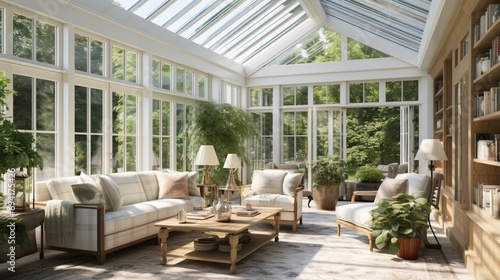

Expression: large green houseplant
xmin=312 ymin=155 xmax=348 ymax=210
xmin=184 ymin=102 xmax=258 ymax=186
xmin=0 ymin=74 xmax=44 ymax=179
xmin=369 ymin=192 xmax=432 ymax=259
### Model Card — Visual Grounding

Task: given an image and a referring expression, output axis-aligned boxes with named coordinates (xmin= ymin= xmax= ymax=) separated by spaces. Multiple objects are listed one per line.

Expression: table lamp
xmin=223 ymin=154 xmax=241 ymax=190
xmin=194 ymin=145 xmax=219 ymax=185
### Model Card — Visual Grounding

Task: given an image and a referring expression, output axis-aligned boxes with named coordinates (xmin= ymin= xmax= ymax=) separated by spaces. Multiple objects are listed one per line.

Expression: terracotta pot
xmin=397 ymin=238 xmax=421 ymax=260
xmin=313 ymin=185 xmax=339 ymax=210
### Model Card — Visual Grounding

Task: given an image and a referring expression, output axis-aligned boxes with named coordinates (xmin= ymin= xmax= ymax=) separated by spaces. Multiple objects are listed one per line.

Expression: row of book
xmin=474 ymin=184 xmax=500 ymax=219
xmin=475 ymin=87 xmax=500 ymax=117
xmin=474 ymin=4 xmax=500 ymax=44
xmin=476 ymin=134 xmax=500 ymax=161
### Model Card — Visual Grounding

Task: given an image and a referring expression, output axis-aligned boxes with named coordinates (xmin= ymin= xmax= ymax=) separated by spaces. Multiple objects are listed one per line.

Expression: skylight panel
xmin=130 ymin=0 xmax=164 ymax=18
xmin=114 ymin=0 xmax=141 ymax=10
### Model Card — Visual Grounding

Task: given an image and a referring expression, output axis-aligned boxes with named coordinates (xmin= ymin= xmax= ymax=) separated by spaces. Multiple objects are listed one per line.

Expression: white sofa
xmin=336 ymin=173 xmax=434 ymax=251
xmin=36 ymin=170 xmax=205 ymax=264
xmin=240 ymin=169 xmax=304 ymax=232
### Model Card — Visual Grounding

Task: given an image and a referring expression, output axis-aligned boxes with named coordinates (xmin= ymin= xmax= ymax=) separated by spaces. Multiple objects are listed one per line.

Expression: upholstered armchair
xmin=336 ymin=172 xmax=442 ymax=251
xmin=240 ymin=169 xmax=304 ymax=232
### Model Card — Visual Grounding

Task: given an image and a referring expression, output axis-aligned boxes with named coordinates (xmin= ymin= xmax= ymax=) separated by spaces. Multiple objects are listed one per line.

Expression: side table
xmin=0 ymin=208 xmax=44 ymax=262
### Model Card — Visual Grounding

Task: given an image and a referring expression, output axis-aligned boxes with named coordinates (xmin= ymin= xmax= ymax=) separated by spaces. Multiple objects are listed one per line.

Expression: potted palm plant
xmin=369 ymin=192 xmax=433 ymax=260
xmin=312 ymin=155 xmax=348 ymax=210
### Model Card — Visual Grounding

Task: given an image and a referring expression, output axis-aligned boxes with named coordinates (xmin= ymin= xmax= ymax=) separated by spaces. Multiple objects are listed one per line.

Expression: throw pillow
xmin=97 ymin=175 xmax=123 ymax=211
xmin=162 ymin=169 xmax=200 ymax=196
xmin=47 ymin=177 xmax=79 ymax=202
xmin=282 ymin=172 xmax=304 ymax=197
xmin=251 ymin=170 xmax=287 ymax=194
xmin=157 ymin=172 xmax=190 ymax=200
xmin=71 ymin=183 xmax=106 ymax=205
xmin=374 ymin=178 xmax=408 ymax=203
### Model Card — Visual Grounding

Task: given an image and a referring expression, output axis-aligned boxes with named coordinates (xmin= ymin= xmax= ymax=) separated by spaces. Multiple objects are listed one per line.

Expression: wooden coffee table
xmin=154 ymin=207 xmax=281 ymax=274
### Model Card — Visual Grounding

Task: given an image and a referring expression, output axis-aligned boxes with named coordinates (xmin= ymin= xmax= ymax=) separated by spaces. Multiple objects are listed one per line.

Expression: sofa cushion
xmin=137 ymin=171 xmax=160 ymax=201
xmin=156 ymin=172 xmax=190 ymax=199
xmin=244 ymin=194 xmax=295 ymax=211
xmin=97 ymin=175 xmax=123 ymax=211
xmin=105 ymin=173 xmax=148 ymax=206
xmin=162 ymin=169 xmax=200 ymax=196
xmin=282 ymin=172 xmax=304 ymax=197
xmin=395 ymin=173 xmax=430 ymax=198
xmin=71 ymin=183 xmax=106 ymax=205
xmin=373 ymin=178 xmax=408 ymax=203
xmin=47 ymin=176 xmax=80 ymax=202
xmin=251 ymin=170 xmax=287 ymax=194
xmin=336 ymin=202 xmax=378 ymax=229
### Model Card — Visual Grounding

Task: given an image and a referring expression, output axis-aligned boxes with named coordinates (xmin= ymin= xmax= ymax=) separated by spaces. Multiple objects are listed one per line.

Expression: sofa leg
xmin=368 ymin=233 xmax=373 ymax=252
xmin=292 ymin=222 xmax=297 ymax=232
xmin=307 ymin=196 xmax=313 ymax=208
xmin=337 ymin=224 xmax=341 ymax=236
xmin=97 ymin=254 xmax=106 ymax=265
xmin=300 ymin=217 xmax=302 ymax=225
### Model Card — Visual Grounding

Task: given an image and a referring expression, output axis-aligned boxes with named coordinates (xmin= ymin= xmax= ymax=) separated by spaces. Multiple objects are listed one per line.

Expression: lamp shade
xmin=414 ymin=139 xmax=448 ymax=161
xmin=194 ymin=145 xmax=219 ymax=166
xmin=223 ymin=154 xmax=241 ymax=169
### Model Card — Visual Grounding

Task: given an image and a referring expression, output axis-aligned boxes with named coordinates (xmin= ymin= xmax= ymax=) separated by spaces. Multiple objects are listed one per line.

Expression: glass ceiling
xmin=108 ymin=0 xmax=432 ymax=68
xmin=111 ymin=0 xmax=311 ymax=64
xmin=320 ymin=0 xmax=431 ymax=53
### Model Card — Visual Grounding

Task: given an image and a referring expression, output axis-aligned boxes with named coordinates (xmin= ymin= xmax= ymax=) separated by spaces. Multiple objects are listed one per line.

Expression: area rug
xmin=0 ymin=200 xmax=472 ymax=280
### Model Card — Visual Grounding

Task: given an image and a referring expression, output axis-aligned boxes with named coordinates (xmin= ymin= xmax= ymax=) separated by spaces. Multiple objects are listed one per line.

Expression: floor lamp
xmin=195 ymin=145 xmax=219 ymax=206
xmin=415 ymin=139 xmax=448 ymax=250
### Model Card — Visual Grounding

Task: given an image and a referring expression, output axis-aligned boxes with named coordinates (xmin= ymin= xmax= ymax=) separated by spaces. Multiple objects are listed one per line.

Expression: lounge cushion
xmin=373 ymin=177 xmax=408 ymax=203
xmin=244 ymin=194 xmax=296 ymax=211
xmin=137 ymin=171 xmax=160 ymax=201
xmin=336 ymin=202 xmax=378 ymax=229
xmin=395 ymin=173 xmax=430 ymax=198
xmin=251 ymin=170 xmax=287 ymax=194
xmin=282 ymin=172 xmax=304 ymax=197
xmin=156 ymin=172 xmax=190 ymax=199
xmin=105 ymin=173 xmax=148 ymax=206
xmin=97 ymin=175 xmax=123 ymax=211
xmin=47 ymin=176 xmax=80 ymax=202
xmin=71 ymin=183 xmax=106 ymax=205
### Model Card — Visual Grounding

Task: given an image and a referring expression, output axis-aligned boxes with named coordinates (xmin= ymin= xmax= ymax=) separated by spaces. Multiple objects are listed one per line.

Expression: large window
xmin=283 ymin=111 xmax=308 ymax=162
xmin=74 ymin=33 xmax=104 ymax=76
xmin=12 ymin=74 xmax=56 ymax=180
xmin=313 ymin=84 xmax=341 ymax=104
xmin=74 ymin=85 xmax=104 ymax=175
xmin=112 ymin=45 xmax=137 ymax=83
xmin=152 ymin=99 xmax=170 ymax=170
xmin=250 ymin=112 xmax=273 ymax=169
xmin=13 ymin=13 xmax=57 ymax=65
xmin=349 ymin=82 xmax=379 ymax=103
xmin=283 ymin=86 xmax=308 ymax=106
xmin=111 ymin=92 xmax=137 ymax=172
xmin=250 ymin=88 xmax=273 ymax=107
xmin=386 ymin=80 xmax=418 ymax=102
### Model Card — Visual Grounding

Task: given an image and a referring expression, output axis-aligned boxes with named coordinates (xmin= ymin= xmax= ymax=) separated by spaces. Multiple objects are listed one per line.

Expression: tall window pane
xmin=162 ymin=64 xmax=171 ymax=90
xmin=176 ymin=68 xmax=185 ymax=93
xmin=186 ymin=70 xmax=193 ymax=95
xmin=90 ymin=39 xmax=103 ymax=76
xmin=198 ymin=74 xmax=207 ymax=98
xmin=13 ymin=14 xmax=33 ymax=60
xmin=112 ymin=91 xmax=137 ymax=172
xmin=36 ymin=21 xmax=56 ymax=64
xmin=125 ymin=51 xmax=137 ymax=83
xmin=75 ymin=33 xmax=88 ymax=72
xmin=112 ymin=46 xmax=125 ymax=80
xmin=36 ymin=79 xmax=55 ymax=131
xmin=152 ymin=60 xmax=161 ymax=88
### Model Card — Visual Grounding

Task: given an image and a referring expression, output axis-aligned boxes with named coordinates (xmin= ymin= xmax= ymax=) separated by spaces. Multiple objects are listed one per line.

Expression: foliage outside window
xmin=13 ymin=74 xmax=56 ymax=180
xmin=250 ymin=88 xmax=273 ymax=107
xmin=13 ymin=13 xmax=56 ymax=65
xmin=176 ymin=104 xmax=195 ymax=171
xmin=112 ymin=45 xmax=137 ymax=83
xmin=386 ymin=80 xmax=418 ymax=102
xmin=112 ymin=92 xmax=137 ymax=172
xmin=74 ymin=85 xmax=104 ymax=175
xmin=176 ymin=68 xmax=185 ymax=93
xmin=283 ymin=86 xmax=308 ymax=106
xmin=347 ymin=38 xmax=389 ymax=60
xmin=250 ymin=112 xmax=273 ymax=170
xmin=222 ymin=82 xmax=240 ymax=106
xmin=74 ymin=33 xmax=104 ymax=76
xmin=152 ymin=59 xmax=172 ymax=90
xmin=349 ymin=82 xmax=379 ymax=103
xmin=0 ymin=9 xmax=3 ymax=53
xmin=283 ymin=111 xmax=308 ymax=162
xmin=152 ymin=99 xmax=171 ymax=170
xmin=198 ymin=74 xmax=207 ymax=98
xmin=313 ymin=84 xmax=340 ymax=104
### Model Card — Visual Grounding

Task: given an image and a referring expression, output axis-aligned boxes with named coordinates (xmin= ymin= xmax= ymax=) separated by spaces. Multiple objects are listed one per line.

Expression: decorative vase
xmin=215 ymin=197 xmax=232 ymax=222
xmin=481 ymin=57 xmax=490 ymax=74
xmin=397 ymin=238 xmax=421 ymax=260
xmin=313 ymin=185 xmax=339 ymax=210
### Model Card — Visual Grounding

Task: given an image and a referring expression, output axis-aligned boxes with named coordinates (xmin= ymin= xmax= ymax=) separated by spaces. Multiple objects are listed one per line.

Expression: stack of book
xmin=186 ymin=209 xmax=214 ymax=220
xmin=236 ymin=209 xmax=259 ymax=217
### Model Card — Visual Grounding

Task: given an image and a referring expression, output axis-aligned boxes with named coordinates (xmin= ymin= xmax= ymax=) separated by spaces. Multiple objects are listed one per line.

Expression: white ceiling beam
xmin=418 ymin=0 xmax=461 ymax=70
xmin=298 ymin=0 xmax=326 ymax=25
xmin=247 ymin=57 xmax=425 ymax=87
xmin=323 ymin=17 xmax=419 ymax=67
xmin=244 ymin=19 xmax=318 ymax=76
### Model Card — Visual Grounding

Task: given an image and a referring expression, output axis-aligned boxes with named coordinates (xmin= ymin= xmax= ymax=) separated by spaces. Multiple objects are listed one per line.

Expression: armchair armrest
xmin=351 ymin=190 xmax=377 ymax=203
xmin=294 ymin=185 xmax=305 ymax=196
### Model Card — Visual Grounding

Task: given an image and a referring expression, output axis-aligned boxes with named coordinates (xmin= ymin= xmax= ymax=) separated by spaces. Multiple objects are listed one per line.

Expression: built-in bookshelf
xmin=472 ymin=1 xmax=500 ymax=222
